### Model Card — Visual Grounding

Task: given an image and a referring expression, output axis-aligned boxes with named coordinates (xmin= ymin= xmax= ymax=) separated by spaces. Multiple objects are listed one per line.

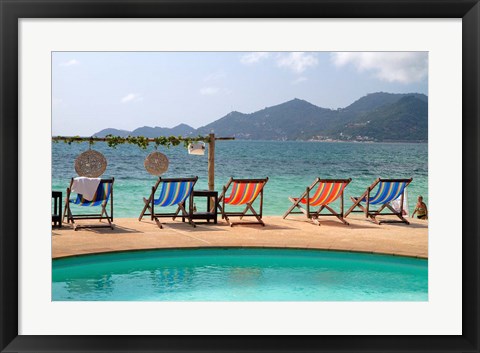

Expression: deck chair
xmin=345 ymin=178 xmax=413 ymax=225
xmin=283 ymin=178 xmax=352 ymax=225
xmin=218 ymin=177 xmax=268 ymax=226
xmin=139 ymin=177 xmax=198 ymax=229
xmin=63 ymin=178 xmax=114 ymax=230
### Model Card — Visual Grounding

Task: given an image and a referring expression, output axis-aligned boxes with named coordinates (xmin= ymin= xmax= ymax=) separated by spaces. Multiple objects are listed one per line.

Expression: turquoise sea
xmin=52 ymin=141 xmax=428 ymax=218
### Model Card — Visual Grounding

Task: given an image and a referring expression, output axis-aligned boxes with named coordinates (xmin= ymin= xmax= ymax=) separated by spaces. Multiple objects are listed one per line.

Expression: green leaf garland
xmin=52 ymin=134 xmax=211 ymax=150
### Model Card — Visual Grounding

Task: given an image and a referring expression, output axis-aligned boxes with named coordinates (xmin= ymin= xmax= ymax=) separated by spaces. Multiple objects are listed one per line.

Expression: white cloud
xmin=121 ymin=93 xmax=143 ymax=103
xmin=60 ymin=59 xmax=80 ymax=67
xmin=292 ymin=76 xmax=308 ymax=85
xmin=276 ymin=52 xmax=318 ymax=73
xmin=240 ymin=52 xmax=270 ymax=65
xmin=204 ymin=72 xmax=226 ymax=82
xmin=331 ymin=52 xmax=428 ymax=84
xmin=199 ymin=87 xmax=219 ymax=95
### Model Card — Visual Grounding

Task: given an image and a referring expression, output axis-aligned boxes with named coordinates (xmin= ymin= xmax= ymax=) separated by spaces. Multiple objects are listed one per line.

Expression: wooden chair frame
xmin=283 ymin=178 xmax=352 ymax=226
xmin=63 ymin=178 xmax=114 ymax=230
xmin=138 ymin=176 xmax=198 ymax=229
xmin=344 ymin=178 xmax=413 ymax=225
xmin=217 ymin=177 xmax=268 ymax=227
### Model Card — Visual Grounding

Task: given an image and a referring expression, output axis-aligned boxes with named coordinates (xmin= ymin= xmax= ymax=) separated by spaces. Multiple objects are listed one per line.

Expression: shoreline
xmin=305 ymin=139 xmax=428 ymax=144
xmin=52 ymin=215 xmax=428 ymax=260
xmin=55 ymin=139 xmax=428 ymax=144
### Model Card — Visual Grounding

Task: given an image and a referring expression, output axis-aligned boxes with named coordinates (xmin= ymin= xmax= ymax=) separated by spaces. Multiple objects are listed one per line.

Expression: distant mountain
xmin=94 ymin=128 xmax=131 ymax=137
xmin=93 ymin=92 xmax=428 ymax=142
xmin=169 ymin=123 xmax=197 ymax=136
xmin=197 ymin=98 xmax=336 ymax=140
xmin=198 ymin=92 xmax=427 ymax=142
xmin=94 ymin=124 xmax=196 ymax=138
xmin=131 ymin=124 xmax=196 ymax=137
xmin=341 ymin=92 xmax=427 ymax=114
xmin=326 ymin=95 xmax=428 ymax=142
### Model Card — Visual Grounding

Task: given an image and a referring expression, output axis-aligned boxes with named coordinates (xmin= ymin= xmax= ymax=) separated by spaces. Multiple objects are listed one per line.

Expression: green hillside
xmin=94 ymin=92 xmax=428 ymax=142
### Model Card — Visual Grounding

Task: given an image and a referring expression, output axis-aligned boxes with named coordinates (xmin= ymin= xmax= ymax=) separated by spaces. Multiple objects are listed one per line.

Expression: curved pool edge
xmin=52 ymin=245 xmax=428 ymax=261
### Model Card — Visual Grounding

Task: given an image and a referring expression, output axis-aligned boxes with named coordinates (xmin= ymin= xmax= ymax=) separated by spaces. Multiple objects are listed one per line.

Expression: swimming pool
xmin=52 ymin=248 xmax=428 ymax=301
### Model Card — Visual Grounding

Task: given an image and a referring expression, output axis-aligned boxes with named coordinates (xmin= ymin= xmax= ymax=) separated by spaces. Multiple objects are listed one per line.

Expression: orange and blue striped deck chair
xmin=63 ymin=178 xmax=114 ymax=230
xmin=139 ymin=177 xmax=198 ymax=229
xmin=283 ymin=178 xmax=351 ymax=225
xmin=218 ymin=177 xmax=269 ymax=226
xmin=345 ymin=178 xmax=413 ymax=224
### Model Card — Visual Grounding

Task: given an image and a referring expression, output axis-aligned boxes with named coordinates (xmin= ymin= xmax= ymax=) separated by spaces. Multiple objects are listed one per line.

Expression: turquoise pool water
xmin=52 ymin=248 xmax=428 ymax=301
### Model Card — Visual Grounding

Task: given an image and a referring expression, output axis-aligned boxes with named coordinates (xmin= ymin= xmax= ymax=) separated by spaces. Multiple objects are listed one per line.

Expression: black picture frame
xmin=1 ymin=0 xmax=479 ymax=352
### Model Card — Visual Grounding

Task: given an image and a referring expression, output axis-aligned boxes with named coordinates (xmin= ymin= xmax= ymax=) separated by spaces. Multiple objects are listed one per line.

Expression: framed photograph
xmin=1 ymin=0 xmax=478 ymax=352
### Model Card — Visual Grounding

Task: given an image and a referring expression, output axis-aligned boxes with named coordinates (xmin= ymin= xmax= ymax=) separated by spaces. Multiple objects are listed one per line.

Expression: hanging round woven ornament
xmin=74 ymin=149 xmax=107 ymax=178
xmin=144 ymin=151 xmax=169 ymax=176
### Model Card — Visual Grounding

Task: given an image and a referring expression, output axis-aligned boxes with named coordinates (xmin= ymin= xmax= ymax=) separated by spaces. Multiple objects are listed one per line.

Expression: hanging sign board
xmin=188 ymin=142 xmax=206 ymax=155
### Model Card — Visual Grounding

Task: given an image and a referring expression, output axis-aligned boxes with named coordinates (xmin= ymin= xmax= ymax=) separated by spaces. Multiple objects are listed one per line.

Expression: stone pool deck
xmin=52 ymin=215 xmax=428 ymax=259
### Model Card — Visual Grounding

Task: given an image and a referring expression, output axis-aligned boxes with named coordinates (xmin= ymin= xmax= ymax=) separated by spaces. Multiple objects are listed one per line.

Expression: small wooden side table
xmin=52 ymin=191 xmax=62 ymax=228
xmin=189 ymin=190 xmax=218 ymax=224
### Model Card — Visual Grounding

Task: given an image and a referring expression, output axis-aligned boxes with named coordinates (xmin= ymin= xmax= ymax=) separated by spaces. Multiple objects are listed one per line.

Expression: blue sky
xmin=52 ymin=52 xmax=428 ymax=136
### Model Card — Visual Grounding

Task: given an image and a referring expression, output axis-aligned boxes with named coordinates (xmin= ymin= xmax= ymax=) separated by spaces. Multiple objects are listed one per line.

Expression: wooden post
xmin=208 ymin=133 xmax=215 ymax=191
xmin=208 ymin=133 xmax=215 ymax=212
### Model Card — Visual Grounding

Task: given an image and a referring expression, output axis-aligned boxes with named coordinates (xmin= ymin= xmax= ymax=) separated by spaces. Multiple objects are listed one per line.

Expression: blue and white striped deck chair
xmin=63 ymin=178 xmax=114 ymax=230
xmin=139 ymin=176 xmax=198 ymax=229
xmin=345 ymin=178 xmax=412 ymax=224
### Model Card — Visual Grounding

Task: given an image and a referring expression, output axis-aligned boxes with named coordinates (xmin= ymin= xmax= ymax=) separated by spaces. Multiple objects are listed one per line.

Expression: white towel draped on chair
xmin=71 ymin=177 xmax=101 ymax=201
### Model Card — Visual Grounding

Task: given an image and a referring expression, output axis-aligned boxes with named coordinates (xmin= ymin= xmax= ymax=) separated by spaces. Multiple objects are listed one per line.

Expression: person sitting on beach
xmin=412 ymin=196 xmax=428 ymax=220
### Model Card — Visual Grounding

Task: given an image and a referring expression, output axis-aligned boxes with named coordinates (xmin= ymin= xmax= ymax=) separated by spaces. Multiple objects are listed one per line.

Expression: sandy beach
xmin=52 ymin=215 xmax=428 ymax=259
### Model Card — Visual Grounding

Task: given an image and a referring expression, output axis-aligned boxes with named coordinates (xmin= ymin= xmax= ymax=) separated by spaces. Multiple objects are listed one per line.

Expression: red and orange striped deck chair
xmin=283 ymin=178 xmax=351 ymax=225
xmin=218 ymin=177 xmax=269 ymax=226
